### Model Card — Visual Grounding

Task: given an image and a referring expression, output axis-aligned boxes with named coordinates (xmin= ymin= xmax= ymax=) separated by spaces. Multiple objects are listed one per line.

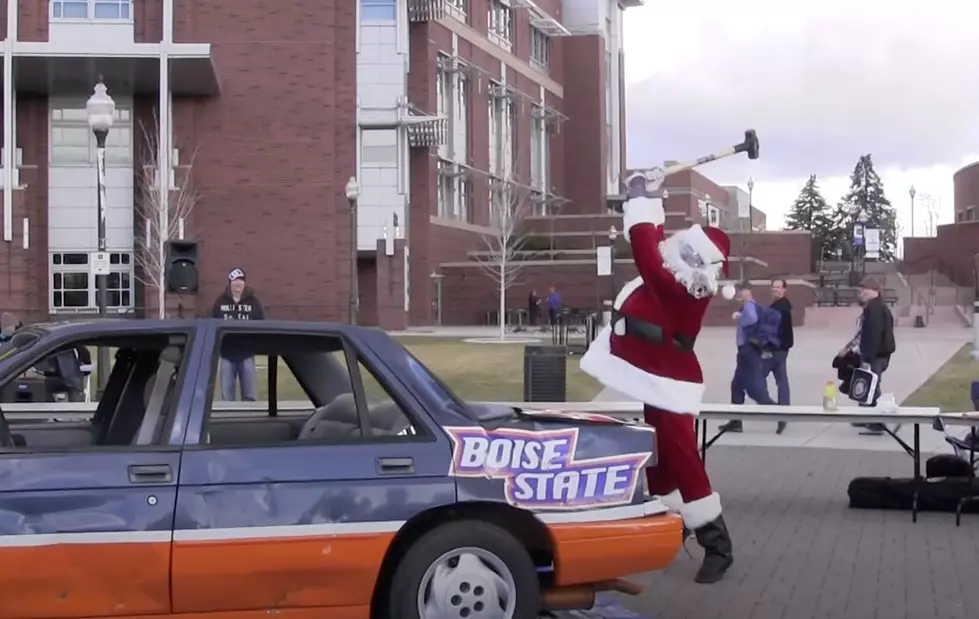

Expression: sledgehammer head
xmin=736 ymin=129 xmax=760 ymax=160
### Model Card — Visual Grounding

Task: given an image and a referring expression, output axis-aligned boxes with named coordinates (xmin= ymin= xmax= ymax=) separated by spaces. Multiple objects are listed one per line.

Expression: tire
xmin=387 ymin=519 xmax=540 ymax=619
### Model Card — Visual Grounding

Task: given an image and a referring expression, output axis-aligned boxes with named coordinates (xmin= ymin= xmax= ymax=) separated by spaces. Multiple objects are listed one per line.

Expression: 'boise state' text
xmin=445 ymin=426 xmax=651 ymax=510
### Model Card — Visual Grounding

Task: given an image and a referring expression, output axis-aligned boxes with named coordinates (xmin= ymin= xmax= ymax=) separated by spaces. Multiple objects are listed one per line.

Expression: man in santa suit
xmin=580 ymin=171 xmax=736 ymax=584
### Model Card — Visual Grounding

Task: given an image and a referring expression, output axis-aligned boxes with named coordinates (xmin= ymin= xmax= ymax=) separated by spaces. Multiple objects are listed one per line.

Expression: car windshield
xmin=402 ymin=350 xmax=474 ymax=419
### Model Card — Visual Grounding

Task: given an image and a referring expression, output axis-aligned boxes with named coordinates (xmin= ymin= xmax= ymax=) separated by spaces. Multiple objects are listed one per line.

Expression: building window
xmin=445 ymin=0 xmax=467 ymax=20
xmin=437 ymin=160 xmax=456 ymax=219
xmin=530 ymin=107 xmax=549 ymax=192
xmin=530 ymin=27 xmax=551 ymax=70
xmin=50 ymin=252 xmax=134 ymax=312
xmin=967 ymin=207 xmax=976 ymax=222
xmin=488 ymin=0 xmax=513 ymax=49
xmin=488 ymin=84 xmax=514 ymax=178
xmin=361 ymin=0 xmax=396 ymax=22
xmin=51 ymin=0 xmax=132 ymax=20
xmin=50 ymin=105 xmax=133 ymax=166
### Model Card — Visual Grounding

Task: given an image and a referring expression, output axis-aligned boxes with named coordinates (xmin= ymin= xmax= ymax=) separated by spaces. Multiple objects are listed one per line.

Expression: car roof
xmin=31 ymin=318 xmax=384 ymax=338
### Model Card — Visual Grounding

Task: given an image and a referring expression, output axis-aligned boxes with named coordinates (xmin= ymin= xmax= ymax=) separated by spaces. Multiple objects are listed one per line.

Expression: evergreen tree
xmin=837 ymin=154 xmax=898 ymax=261
xmin=784 ymin=175 xmax=835 ymax=258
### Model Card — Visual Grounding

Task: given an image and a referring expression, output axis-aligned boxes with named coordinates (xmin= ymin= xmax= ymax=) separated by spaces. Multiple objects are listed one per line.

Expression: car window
xmin=203 ymin=331 xmax=421 ymax=447
xmin=0 ymin=332 xmax=187 ymax=452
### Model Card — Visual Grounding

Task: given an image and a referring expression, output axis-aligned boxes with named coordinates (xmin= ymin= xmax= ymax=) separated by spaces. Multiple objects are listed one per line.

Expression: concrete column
xmin=375 ymin=238 xmax=407 ymax=330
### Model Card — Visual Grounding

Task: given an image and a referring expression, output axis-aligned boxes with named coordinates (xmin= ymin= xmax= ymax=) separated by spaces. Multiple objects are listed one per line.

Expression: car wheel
xmin=388 ymin=519 xmax=540 ymax=619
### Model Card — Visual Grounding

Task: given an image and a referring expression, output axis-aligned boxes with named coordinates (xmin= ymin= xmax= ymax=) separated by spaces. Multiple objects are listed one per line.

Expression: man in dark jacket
xmin=212 ymin=268 xmax=265 ymax=401
xmin=856 ymin=277 xmax=896 ymax=428
xmin=767 ymin=279 xmax=794 ymax=435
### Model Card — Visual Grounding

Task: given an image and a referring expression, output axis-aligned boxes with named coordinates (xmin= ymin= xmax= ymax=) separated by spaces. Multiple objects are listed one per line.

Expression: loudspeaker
xmin=165 ymin=240 xmax=199 ymax=294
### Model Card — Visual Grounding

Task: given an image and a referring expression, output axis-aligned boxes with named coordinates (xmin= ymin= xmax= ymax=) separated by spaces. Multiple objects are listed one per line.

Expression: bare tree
xmin=474 ymin=178 xmax=535 ymax=340
xmin=135 ymin=116 xmax=200 ymax=318
xmin=919 ymin=193 xmax=940 ymax=237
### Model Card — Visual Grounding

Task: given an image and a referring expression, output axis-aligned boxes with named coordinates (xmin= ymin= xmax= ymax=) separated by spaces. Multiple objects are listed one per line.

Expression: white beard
xmin=659 ymin=230 xmax=722 ymax=299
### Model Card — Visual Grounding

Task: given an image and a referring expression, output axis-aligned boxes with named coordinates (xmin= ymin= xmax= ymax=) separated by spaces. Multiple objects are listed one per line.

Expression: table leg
xmin=912 ymin=423 xmax=921 ymax=523
xmin=700 ymin=419 xmax=708 ymax=462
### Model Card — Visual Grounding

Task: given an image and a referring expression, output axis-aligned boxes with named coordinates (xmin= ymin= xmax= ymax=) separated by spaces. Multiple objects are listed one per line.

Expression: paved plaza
xmin=618 ymin=446 xmax=979 ymax=619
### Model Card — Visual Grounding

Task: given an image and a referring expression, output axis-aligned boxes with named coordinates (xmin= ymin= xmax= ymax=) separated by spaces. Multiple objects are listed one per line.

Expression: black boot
xmin=693 ymin=516 xmax=734 ymax=584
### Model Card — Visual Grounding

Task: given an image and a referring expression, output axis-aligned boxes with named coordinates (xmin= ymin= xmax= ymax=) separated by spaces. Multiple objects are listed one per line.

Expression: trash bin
xmin=523 ymin=345 xmax=568 ymax=402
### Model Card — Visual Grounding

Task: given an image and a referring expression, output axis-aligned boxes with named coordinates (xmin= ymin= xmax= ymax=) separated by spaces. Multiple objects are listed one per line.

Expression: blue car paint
xmin=0 ymin=319 xmax=656 ymax=541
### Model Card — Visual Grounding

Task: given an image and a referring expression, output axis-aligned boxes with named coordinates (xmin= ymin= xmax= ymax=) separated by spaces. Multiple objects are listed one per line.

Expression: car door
xmin=0 ymin=328 xmax=204 ymax=619
xmin=170 ymin=328 xmax=456 ymax=615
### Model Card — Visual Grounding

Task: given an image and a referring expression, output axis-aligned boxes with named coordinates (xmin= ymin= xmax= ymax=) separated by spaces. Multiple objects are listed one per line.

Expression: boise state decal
xmin=444 ymin=426 xmax=652 ymax=510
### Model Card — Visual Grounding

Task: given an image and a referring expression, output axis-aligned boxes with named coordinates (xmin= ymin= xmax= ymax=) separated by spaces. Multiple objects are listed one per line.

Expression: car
xmin=0 ymin=319 xmax=682 ymax=619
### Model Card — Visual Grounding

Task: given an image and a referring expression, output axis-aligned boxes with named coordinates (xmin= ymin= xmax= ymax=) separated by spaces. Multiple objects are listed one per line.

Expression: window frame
xmin=50 ymin=252 xmax=135 ymax=314
xmin=487 ymin=0 xmax=514 ymax=49
xmin=361 ymin=0 xmax=397 ymax=22
xmin=530 ymin=26 xmax=551 ymax=70
xmin=50 ymin=0 xmax=133 ymax=22
xmin=50 ymin=102 xmax=134 ymax=167
xmin=189 ymin=328 xmax=435 ymax=450
xmin=0 ymin=328 xmax=198 ymax=455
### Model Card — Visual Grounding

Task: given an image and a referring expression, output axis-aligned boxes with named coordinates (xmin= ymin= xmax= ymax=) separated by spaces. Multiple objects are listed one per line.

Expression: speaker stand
xmin=177 ymin=295 xmax=185 ymax=319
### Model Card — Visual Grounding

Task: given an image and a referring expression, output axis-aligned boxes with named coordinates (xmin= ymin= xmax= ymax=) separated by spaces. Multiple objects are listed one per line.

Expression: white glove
xmin=732 ymin=311 xmax=741 ymax=321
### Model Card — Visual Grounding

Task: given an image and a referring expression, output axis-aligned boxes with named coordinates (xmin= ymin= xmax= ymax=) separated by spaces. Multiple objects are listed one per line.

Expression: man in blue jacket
xmin=721 ymin=282 xmax=775 ymax=433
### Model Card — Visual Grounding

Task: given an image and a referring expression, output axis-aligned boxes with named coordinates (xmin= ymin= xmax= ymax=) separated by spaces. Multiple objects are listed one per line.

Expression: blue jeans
xmin=731 ymin=345 xmax=775 ymax=405
xmin=764 ymin=349 xmax=791 ymax=405
xmin=220 ymin=356 xmax=257 ymax=401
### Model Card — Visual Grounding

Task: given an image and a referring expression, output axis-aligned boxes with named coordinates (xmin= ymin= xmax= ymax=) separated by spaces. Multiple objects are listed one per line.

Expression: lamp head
xmin=608 ymin=225 xmax=618 ymax=241
xmin=86 ymin=79 xmax=116 ymax=133
xmin=345 ymin=176 xmax=360 ymax=200
xmin=909 ymin=185 xmax=916 ymax=198
xmin=747 ymin=176 xmax=754 ymax=191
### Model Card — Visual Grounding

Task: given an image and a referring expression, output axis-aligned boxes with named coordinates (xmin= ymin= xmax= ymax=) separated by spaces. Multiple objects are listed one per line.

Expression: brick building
xmin=0 ymin=0 xmax=637 ymax=326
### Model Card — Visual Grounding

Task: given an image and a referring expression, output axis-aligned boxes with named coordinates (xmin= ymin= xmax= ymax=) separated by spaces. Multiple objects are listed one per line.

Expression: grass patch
xmin=902 ymin=344 xmax=978 ymax=412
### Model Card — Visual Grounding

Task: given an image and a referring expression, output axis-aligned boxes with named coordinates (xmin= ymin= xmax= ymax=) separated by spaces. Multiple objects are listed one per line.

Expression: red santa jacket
xmin=580 ymin=191 xmax=732 ymax=415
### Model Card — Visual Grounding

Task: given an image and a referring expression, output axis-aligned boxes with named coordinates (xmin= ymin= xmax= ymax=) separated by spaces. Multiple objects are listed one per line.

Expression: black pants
xmin=548 ymin=307 xmax=558 ymax=325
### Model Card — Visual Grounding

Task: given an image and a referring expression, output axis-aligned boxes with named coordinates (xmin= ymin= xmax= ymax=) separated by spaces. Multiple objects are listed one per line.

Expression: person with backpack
xmin=720 ymin=281 xmax=776 ymax=433
xmin=767 ymin=279 xmax=794 ymax=435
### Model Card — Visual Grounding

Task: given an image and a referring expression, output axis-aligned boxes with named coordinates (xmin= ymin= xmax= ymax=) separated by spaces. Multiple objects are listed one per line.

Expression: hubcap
xmin=416 ymin=546 xmax=517 ymax=619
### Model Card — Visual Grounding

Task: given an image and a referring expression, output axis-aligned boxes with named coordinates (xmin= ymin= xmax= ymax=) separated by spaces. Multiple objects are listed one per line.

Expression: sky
xmin=622 ymin=0 xmax=978 ymax=238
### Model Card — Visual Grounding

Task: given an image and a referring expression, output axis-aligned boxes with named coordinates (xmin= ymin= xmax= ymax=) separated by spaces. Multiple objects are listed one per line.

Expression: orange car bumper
xmin=548 ymin=512 xmax=683 ymax=586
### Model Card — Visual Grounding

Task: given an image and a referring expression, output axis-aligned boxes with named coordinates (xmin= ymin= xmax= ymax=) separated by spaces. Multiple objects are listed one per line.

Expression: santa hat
xmin=701 ymin=226 xmax=737 ymax=300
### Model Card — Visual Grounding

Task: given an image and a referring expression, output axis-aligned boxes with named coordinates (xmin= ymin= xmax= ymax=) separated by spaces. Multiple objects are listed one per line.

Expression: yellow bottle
xmin=823 ymin=380 xmax=838 ymax=411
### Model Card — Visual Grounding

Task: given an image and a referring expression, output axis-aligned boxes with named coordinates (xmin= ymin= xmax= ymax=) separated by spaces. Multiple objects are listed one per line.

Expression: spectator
xmin=0 ymin=312 xmax=22 ymax=342
xmin=767 ymin=279 xmax=794 ymax=435
xmin=849 ymin=276 xmax=896 ymax=432
xmin=212 ymin=268 xmax=265 ymax=401
xmin=546 ymin=286 xmax=561 ymax=325
xmin=721 ymin=282 xmax=776 ymax=433
xmin=528 ymin=289 xmax=540 ymax=326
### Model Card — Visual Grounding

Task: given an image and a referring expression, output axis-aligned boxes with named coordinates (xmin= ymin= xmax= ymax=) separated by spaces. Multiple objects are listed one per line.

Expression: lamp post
xmin=856 ymin=209 xmax=869 ymax=279
xmin=86 ymin=78 xmax=115 ymax=394
xmin=345 ymin=176 xmax=360 ymax=325
xmin=608 ymin=224 xmax=618 ymax=299
xmin=909 ymin=185 xmax=916 ymax=238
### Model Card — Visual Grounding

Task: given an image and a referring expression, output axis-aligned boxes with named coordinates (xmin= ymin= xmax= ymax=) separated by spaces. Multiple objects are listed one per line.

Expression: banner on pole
xmin=596 ymin=247 xmax=612 ymax=276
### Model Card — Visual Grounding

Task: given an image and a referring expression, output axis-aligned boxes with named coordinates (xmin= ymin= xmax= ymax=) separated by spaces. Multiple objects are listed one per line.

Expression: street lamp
xmin=909 ymin=185 xmax=916 ymax=238
xmin=86 ymin=78 xmax=115 ymax=394
xmin=856 ymin=208 xmax=869 ymax=279
xmin=345 ymin=176 xmax=361 ymax=325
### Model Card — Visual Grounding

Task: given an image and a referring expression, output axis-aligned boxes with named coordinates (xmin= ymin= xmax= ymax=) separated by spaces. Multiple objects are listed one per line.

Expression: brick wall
xmin=903 ymin=221 xmax=979 ymax=286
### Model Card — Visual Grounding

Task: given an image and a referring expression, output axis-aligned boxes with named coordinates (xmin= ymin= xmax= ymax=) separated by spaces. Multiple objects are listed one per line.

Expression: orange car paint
xmin=549 ymin=512 xmax=683 ymax=586
xmin=170 ymin=532 xmax=395 ymax=613
xmin=0 ymin=541 xmax=171 ymax=619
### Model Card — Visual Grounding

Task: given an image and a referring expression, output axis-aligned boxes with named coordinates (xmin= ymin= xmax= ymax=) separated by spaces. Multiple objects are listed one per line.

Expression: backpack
xmin=745 ymin=303 xmax=782 ymax=350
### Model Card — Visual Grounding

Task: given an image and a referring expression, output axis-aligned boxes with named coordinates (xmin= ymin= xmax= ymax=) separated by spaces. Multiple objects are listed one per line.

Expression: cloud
xmin=623 ymin=0 xmax=979 ymax=184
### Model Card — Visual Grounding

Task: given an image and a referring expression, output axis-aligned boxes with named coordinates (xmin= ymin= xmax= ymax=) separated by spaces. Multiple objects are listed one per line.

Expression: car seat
xmin=299 ymin=393 xmax=361 ymax=440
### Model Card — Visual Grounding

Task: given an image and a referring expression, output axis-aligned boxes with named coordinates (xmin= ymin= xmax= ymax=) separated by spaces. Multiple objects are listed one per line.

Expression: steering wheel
xmin=0 ymin=408 xmax=13 ymax=448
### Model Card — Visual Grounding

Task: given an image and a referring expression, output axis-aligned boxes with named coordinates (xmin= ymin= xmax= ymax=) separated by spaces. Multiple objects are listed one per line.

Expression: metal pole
xmin=910 ymin=192 xmax=915 ymax=238
xmin=94 ymin=128 xmax=109 ymax=393
xmin=349 ymin=196 xmax=358 ymax=324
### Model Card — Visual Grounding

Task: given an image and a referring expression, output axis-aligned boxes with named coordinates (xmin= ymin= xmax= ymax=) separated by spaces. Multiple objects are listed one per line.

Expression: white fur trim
xmin=579 ymin=325 xmax=705 ymax=415
xmin=675 ymin=224 xmax=724 ymax=265
xmin=679 ymin=492 xmax=722 ymax=530
xmin=721 ymin=284 xmax=736 ymax=300
xmin=623 ymin=196 xmax=664 ymax=243
xmin=656 ymin=489 xmax=683 ymax=512
xmin=614 ymin=276 xmax=644 ymax=310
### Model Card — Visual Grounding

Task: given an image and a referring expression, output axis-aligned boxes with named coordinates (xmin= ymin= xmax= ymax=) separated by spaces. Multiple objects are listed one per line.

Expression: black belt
xmin=611 ymin=310 xmax=696 ymax=352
